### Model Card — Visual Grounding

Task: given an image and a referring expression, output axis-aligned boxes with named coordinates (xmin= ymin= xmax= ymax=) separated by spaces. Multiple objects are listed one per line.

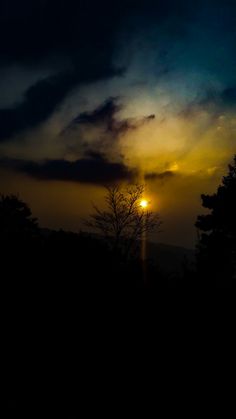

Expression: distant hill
xmin=147 ymin=241 xmax=195 ymax=275
xmin=40 ymin=227 xmax=195 ymax=275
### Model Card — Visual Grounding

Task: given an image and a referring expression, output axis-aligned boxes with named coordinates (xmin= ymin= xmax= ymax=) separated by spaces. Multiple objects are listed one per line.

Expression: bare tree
xmin=85 ymin=184 xmax=162 ymax=259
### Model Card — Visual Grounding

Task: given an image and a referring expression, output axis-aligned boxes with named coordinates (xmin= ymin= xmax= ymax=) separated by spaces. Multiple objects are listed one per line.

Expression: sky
xmin=0 ymin=0 xmax=236 ymax=247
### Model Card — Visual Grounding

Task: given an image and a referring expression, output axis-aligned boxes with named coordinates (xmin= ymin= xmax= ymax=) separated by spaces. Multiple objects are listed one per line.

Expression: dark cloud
xmin=0 ymin=1 xmax=118 ymax=65
xmin=1 ymin=0 xmax=235 ymax=142
xmin=180 ymin=85 xmax=236 ymax=119
xmin=69 ymin=98 xmax=120 ymax=128
xmin=0 ymin=0 xmax=183 ymax=68
xmin=0 ymin=0 xmax=128 ymax=142
xmin=221 ymin=87 xmax=236 ymax=107
xmin=0 ymin=154 xmax=136 ymax=185
xmin=0 ymin=72 xmax=121 ymax=142
xmin=145 ymin=114 xmax=155 ymax=120
xmin=0 ymin=0 xmax=187 ymax=65
xmin=145 ymin=171 xmax=175 ymax=181
xmin=0 ymin=0 xmax=196 ymax=111
xmin=65 ymin=97 xmax=155 ymax=139
xmin=0 ymin=73 xmax=74 ymax=141
xmin=200 ymin=87 xmax=236 ymax=109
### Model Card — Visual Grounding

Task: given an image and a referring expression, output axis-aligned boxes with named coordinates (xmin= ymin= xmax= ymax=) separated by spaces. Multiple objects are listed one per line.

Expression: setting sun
xmin=140 ymin=199 xmax=148 ymax=208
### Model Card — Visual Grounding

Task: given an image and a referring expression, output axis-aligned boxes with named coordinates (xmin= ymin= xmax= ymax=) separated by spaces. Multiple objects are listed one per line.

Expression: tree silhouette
xmin=85 ymin=184 xmax=161 ymax=259
xmin=0 ymin=194 xmax=38 ymax=240
xmin=0 ymin=194 xmax=39 ymax=289
xmin=195 ymin=156 xmax=236 ymax=286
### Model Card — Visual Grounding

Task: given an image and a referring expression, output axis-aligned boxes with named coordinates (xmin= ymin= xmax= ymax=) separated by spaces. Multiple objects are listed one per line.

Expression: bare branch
xmin=83 ymin=184 xmax=162 ymax=257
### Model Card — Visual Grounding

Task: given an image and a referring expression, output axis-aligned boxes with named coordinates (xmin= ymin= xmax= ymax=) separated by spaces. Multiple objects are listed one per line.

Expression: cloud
xmin=0 ymin=73 xmax=75 ymax=142
xmin=221 ymin=87 xmax=236 ymax=107
xmin=180 ymin=84 xmax=236 ymax=122
xmin=0 ymin=1 xmax=122 ymax=65
xmin=200 ymin=86 xmax=236 ymax=110
xmin=0 ymin=153 xmax=136 ymax=185
xmin=67 ymin=97 xmax=120 ymax=129
xmin=0 ymin=0 xmax=132 ymax=142
xmin=65 ymin=97 xmax=155 ymax=141
xmin=0 ymin=67 xmax=124 ymax=143
xmin=145 ymin=170 xmax=175 ymax=181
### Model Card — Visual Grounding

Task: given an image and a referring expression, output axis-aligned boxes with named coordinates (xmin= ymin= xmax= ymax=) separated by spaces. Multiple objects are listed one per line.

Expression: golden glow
xmin=1 ymin=83 xmax=236 ymax=250
xmin=140 ymin=199 xmax=148 ymax=208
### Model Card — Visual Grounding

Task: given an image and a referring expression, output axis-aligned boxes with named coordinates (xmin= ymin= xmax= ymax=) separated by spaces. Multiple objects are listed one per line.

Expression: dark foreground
xmin=1 ymin=228 xmax=234 ymax=290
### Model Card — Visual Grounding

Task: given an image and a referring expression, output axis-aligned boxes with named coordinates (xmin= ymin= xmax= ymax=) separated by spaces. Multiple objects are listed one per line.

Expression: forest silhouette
xmin=1 ymin=155 xmax=236 ymax=290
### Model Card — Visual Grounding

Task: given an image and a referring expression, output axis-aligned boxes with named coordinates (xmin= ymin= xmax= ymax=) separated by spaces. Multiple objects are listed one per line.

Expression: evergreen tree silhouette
xmin=196 ymin=156 xmax=236 ymax=287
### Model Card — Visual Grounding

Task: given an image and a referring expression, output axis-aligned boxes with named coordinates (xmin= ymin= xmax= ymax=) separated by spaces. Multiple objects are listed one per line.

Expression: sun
xmin=140 ymin=199 xmax=148 ymax=208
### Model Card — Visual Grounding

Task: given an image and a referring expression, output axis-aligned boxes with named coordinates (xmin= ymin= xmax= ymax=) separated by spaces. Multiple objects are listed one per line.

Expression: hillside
xmin=147 ymin=242 xmax=195 ymax=275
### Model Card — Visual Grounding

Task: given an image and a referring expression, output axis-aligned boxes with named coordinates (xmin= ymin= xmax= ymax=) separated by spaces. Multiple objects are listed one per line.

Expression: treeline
xmin=0 ymin=193 xmax=187 ymax=289
xmin=1 ymin=155 xmax=236 ymax=288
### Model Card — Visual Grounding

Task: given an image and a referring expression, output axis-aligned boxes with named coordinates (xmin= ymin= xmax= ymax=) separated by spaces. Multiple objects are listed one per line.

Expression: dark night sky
xmin=0 ymin=0 xmax=236 ymax=247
